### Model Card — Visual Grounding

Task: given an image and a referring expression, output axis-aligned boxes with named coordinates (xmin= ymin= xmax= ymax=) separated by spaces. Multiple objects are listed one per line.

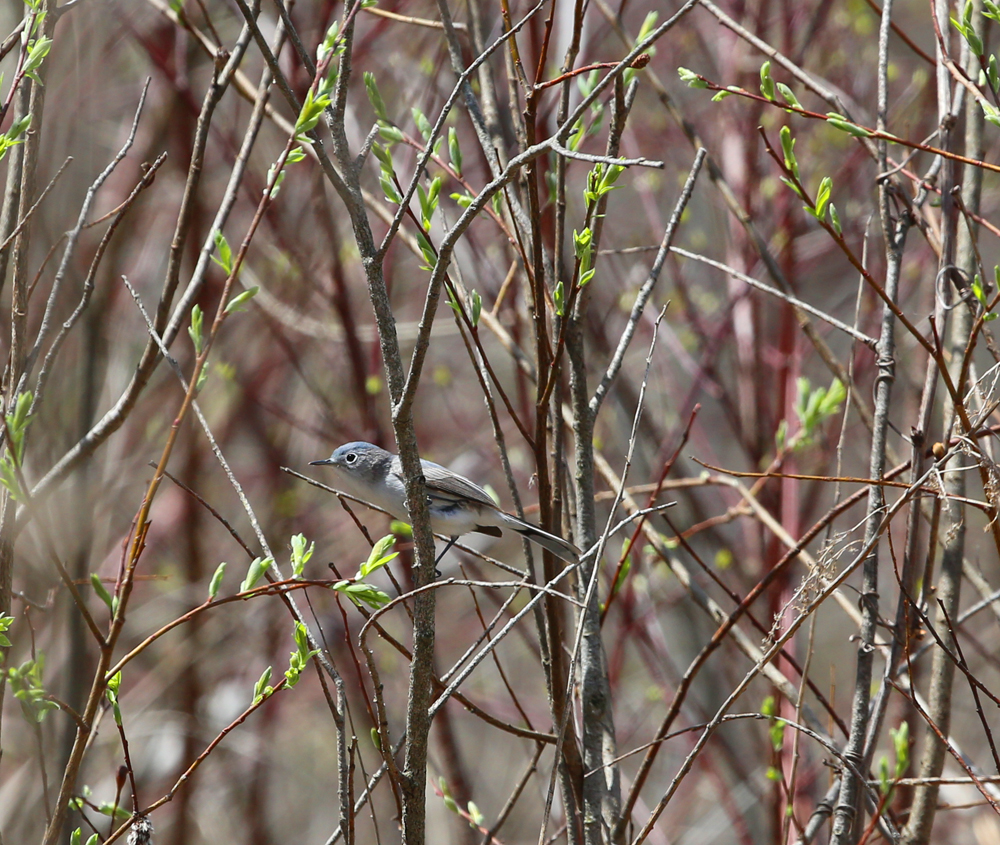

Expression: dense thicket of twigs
xmin=1 ymin=0 xmax=1000 ymax=843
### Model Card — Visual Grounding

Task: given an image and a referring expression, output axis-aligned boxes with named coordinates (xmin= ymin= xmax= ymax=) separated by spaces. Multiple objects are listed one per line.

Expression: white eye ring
xmin=346 ymin=453 xmax=357 ymax=464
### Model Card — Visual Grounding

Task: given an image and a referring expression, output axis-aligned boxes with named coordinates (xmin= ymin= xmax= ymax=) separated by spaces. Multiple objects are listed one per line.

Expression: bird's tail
xmin=499 ymin=513 xmax=580 ymax=564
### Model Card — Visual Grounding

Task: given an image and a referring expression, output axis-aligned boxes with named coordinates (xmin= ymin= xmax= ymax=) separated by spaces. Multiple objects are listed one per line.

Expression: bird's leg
xmin=433 ymin=536 xmax=459 ymax=578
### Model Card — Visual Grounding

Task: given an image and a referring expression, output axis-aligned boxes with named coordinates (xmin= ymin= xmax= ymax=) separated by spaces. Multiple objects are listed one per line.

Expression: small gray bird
xmin=310 ymin=442 xmax=580 ymax=564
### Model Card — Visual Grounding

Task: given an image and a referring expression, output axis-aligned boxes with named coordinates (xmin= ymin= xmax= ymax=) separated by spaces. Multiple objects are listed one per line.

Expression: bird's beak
xmin=309 ymin=458 xmax=334 ymax=466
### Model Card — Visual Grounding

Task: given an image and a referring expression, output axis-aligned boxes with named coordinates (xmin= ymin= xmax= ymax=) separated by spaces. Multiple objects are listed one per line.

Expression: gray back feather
xmin=391 ymin=458 xmax=500 ymax=510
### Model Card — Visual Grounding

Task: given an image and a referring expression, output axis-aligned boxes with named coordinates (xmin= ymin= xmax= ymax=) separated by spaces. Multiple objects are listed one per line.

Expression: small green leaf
xmin=779 ymin=126 xmax=798 ymax=178
xmin=295 ymin=88 xmax=332 ymax=136
xmin=951 ymin=4 xmax=984 ymax=55
xmin=224 ymin=286 xmax=259 ymax=314
xmin=0 ymin=614 xmax=12 ymax=648
xmin=291 ymin=534 xmax=314 ymax=578
xmin=10 ymin=392 xmax=31 ymax=434
xmin=284 ymin=622 xmax=319 ymax=687
xmin=333 ymin=580 xmax=392 ymax=609
xmin=412 ymin=107 xmax=432 ymax=142
xmin=677 ymin=67 xmax=708 ymax=89
xmin=91 ymin=574 xmax=113 ymax=610
xmin=817 ymin=378 xmax=846 ymax=418
xmin=212 ymin=230 xmax=233 ymax=275
xmin=770 ymin=718 xmax=786 ymax=751
xmin=982 ymin=100 xmax=1000 ymax=127
xmin=759 ymin=61 xmax=775 ymax=100
xmin=448 ymin=127 xmax=462 ymax=176
xmin=316 ymin=21 xmax=341 ymax=63
xmin=828 ymin=203 xmax=842 ymax=236
xmin=265 ymin=163 xmax=286 ymax=198
xmin=106 ymin=671 xmax=122 ymax=724
xmin=879 ymin=754 xmax=891 ymax=795
xmin=0 ymin=460 xmax=20 ymax=501
xmin=553 ymin=281 xmax=565 ymax=317
xmin=826 ymin=113 xmax=872 ymax=137
xmin=779 ymin=176 xmax=803 ymax=199
xmin=776 ymin=83 xmax=801 ymax=110
xmin=577 ymin=68 xmax=599 ymax=99
xmin=415 ymin=228 xmax=436 ymax=268
xmin=7 ymin=114 xmax=31 ymax=141
xmin=814 ymin=176 xmax=832 ymax=219
xmin=252 ymin=665 xmax=273 ymax=704
xmin=471 ymin=289 xmax=482 ymax=327
xmin=377 ymin=122 xmax=404 ymax=144
xmin=194 ymin=363 xmax=209 ymax=394
xmin=364 ymin=72 xmax=388 ymax=122
xmin=371 ymin=142 xmax=393 ymax=169
xmin=208 ymin=562 xmax=227 ymax=600
xmin=188 ymin=304 xmax=204 ymax=355
xmin=972 ymin=274 xmax=987 ymax=307
xmin=359 ymin=534 xmax=398 ymax=578
xmin=635 ymin=11 xmax=659 ymax=47
xmin=468 ymin=800 xmax=484 ymax=826
xmin=418 ymin=178 xmax=441 ymax=231
xmin=293 ymin=621 xmax=309 ymax=657
xmin=240 ymin=556 xmax=272 ymax=592
xmin=891 ymin=721 xmax=909 ymax=775
xmin=600 ymin=164 xmax=624 ymax=193
xmin=380 ymin=176 xmax=401 ymax=205
xmin=23 ymin=37 xmax=52 ymax=76
xmin=3 ymin=390 xmax=34 ymax=473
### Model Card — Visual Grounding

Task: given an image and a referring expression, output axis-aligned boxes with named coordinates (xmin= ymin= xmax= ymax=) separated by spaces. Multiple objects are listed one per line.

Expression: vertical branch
xmin=314 ymin=8 xmax=440 ymax=842
xmin=902 ymin=5 xmax=984 ymax=843
xmin=0 ymin=81 xmax=29 ymax=293
xmin=566 ymin=78 xmax=633 ymax=845
xmin=863 ymin=0 xmax=966 ymax=795
xmin=551 ymin=0 xmax=587 ymax=300
xmin=523 ymin=67 xmax=587 ymax=845
xmin=0 ymin=0 xmax=55 ymax=754
xmin=432 ymin=17 xmax=582 ymax=832
xmin=830 ymin=0 xmax=910 ymax=840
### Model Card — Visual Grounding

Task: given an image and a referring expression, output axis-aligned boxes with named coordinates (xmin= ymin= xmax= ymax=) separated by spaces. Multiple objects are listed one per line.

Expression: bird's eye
xmin=346 ymin=453 xmax=357 ymax=464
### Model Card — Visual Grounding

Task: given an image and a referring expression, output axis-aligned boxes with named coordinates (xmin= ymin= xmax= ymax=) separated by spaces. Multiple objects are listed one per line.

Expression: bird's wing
xmin=412 ymin=460 xmax=501 ymax=509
